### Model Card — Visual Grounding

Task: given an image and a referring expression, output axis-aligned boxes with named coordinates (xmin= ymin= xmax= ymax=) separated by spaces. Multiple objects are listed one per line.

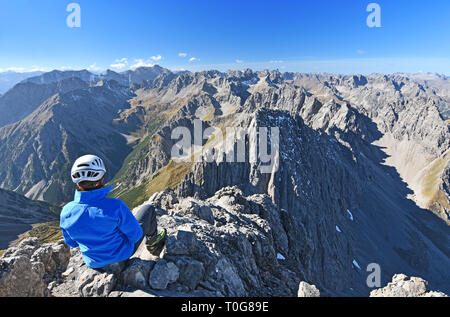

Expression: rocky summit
xmin=1 ymin=188 xmax=448 ymax=297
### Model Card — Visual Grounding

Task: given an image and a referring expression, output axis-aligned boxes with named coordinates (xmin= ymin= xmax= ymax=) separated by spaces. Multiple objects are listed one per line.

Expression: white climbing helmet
xmin=71 ymin=155 xmax=106 ymax=184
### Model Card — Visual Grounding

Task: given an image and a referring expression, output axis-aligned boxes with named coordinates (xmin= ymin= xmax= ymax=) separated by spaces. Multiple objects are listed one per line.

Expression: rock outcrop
xmin=297 ymin=282 xmax=321 ymax=297
xmin=3 ymin=238 xmax=448 ymax=298
xmin=1 ymin=191 xmax=449 ymax=297
xmin=370 ymin=274 xmax=448 ymax=297
xmin=1 ymin=187 xmax=300 ymax=297
xmin=0 ymin=238 xmax=70 ymax=296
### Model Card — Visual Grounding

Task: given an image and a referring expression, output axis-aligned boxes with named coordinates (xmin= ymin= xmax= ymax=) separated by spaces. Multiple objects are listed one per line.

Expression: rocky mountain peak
xmin=0 ymin=68 xmax=449 ymax=297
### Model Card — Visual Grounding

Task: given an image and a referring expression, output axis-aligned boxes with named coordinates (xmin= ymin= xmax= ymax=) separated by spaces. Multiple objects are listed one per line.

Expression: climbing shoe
xmin=146 ymin=228 xmax=167 ymax=256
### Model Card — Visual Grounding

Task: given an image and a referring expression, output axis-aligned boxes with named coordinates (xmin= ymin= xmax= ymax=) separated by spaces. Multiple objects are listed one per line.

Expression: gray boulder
xmin=175 ymin=198 xmax=215 ymax=224
xmin=51 ymin=241 xmax=71 ymax=269
xmin=0 ymin=254 xmax=47 ymax=296
xmin=165 ymin=229 xmax=198 ymax=256
xmin=147 ymin=188 xmax=179 ymax=211
xmin=175 ymin=257 xmax=205 ymax=291
xmin=120 ymin=258 xmax=155 ymax=289
xmin=75 ymin=267 xmax=117 ymax=297
xmin=297 ymin=281 xmax=320 ymax=297
xmin=3 ymin=237 xmax=40 ymax=258
xmin=148 ymin=259 xmax=179 ymax=290
xmin=0 ymin=238 xmax=73 ymax=297
xmin=31 ymin=244 xmax=56 ymax=273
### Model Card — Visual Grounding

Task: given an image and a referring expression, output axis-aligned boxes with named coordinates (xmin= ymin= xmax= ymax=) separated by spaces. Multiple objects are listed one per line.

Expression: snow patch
xmin=352 ymin=259 xmax=361 ymax=270
xmin=346 ymin=209 xmax=354 ymax=221
xmin=241 ymin=78 xmax=258 ymax=86
xmin=335 ymin=225 xmax=342 ymax=233
xmin=277 ymin=253 xmax=286 ymax=260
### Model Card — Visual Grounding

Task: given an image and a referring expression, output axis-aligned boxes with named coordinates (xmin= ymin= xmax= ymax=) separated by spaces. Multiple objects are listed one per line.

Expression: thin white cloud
xmin=110 ymin=63 xmax=127 ymax=70
xmin=130 ymin=58 xmax=155 ymax=69
xmin=168 ymin=67 xmax=187 ymax=72
xmin=357 ymin=50 xmax=367 ymax=55
xmin=1 ymin=67 xmax=26 ymax=72
xmin=0 ymin=66 xmax=59 ymax=73
xmin=269 ymin=60 xmax=284 ymax=64
xmin=151 ymin=55 xmax=163 ymax=62
xmin=111 ymin=57 xmax=159 ymax=70
xmin=236 ymin=59 xmax=244 ymax=64
xmin=189 ymin=57 xmax=199 ymax=62
xmin=60 ymin=66 xmax=77 ymax=71
xmin=87 ymin=63 xmax=101 ymax=72
xmin=178 ymin=52 xmax=188 ymax=57
xmin=110 ymin=58 xmax=129 ymax=70
xmin=29 ymin=66 xmax=52 ymax=72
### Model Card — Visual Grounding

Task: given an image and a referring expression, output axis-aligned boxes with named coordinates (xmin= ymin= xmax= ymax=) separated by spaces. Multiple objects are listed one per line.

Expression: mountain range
xmin=0 ymin=66 xmax=448 ymax=296
xmin=0 ymin=71 xmax=44 ymax=95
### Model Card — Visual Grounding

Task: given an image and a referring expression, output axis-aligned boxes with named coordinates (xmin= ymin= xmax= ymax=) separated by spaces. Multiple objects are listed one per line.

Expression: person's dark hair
xmin=78 ymin=177 xmax=104 ymax=191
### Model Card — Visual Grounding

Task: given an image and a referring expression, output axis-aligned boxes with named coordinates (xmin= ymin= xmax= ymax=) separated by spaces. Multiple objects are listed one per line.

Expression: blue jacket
xmin=60 ymin=187 xmax=143 ymax=268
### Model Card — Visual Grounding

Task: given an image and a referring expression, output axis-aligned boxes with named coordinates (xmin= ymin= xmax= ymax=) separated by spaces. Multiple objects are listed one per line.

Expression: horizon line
xmin=0 ymin=64 xmax=449 ymax=79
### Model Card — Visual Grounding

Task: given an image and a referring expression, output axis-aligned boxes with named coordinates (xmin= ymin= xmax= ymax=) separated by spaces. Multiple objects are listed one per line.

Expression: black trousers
xmin=132 ymin=204 xmax=157 ymax=254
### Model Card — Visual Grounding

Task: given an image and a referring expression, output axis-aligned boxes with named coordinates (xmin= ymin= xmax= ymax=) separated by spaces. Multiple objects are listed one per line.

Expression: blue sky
xmin=0 ymin=0 xmax=449 ymax=74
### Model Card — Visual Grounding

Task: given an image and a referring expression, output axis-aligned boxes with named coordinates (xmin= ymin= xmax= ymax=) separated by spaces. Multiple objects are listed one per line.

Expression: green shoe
xmin=146 ymin=228 xmax=167 ymax=256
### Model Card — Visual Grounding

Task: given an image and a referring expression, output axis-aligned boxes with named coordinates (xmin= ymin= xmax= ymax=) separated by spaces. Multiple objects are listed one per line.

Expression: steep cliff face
xmin=0 ymin=189 xmax=56 ymax=249
xmin=170 ymin=109 xmax=449 ymax=296
xmin=328 ymin=74 xmax=449 ymax=223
